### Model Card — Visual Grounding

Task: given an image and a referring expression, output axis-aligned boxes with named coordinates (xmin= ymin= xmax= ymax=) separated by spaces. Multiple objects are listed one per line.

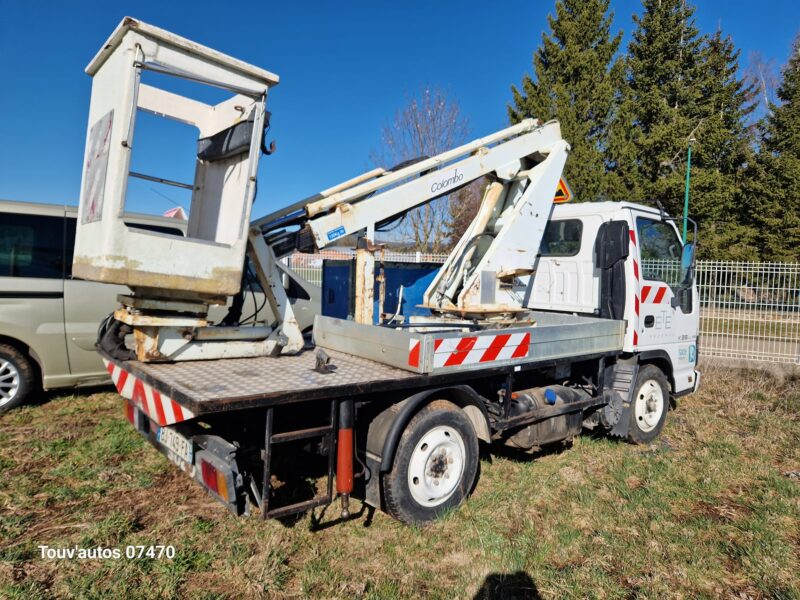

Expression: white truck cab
xmin=528 ymin=201 xmax=700 ymax=395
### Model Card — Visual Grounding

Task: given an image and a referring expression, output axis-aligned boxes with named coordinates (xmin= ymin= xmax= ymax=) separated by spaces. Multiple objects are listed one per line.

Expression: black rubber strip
xmin=0 ymin=291 xmax=63 ymax=299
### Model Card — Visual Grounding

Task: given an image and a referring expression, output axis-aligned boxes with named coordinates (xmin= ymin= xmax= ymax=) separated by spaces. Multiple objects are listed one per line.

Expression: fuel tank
xmin=502 ymin=385 xmax=590 ymax=452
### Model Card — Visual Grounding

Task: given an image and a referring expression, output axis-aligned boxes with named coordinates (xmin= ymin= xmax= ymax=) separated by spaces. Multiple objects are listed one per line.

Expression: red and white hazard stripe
xmin=640 ymin=285 xmax=668 ymax=304
xmin=629 ymin=230 xmax=640 ymax=347
xmin=103 ymin=359 xmax=194 ymax=426
xmin=408 ymin=332 xmax=530 ymax=369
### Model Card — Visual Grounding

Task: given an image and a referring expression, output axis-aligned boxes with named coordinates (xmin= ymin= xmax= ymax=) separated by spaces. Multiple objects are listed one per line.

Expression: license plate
xmin=157 ymin=427 xmax=193 ymax=465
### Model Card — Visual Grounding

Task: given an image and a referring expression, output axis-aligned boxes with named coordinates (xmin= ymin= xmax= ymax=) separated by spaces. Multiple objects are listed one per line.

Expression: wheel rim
xmin=0 ymin=359 xmax=21 ymax=407
xmin=634 ymin=379 xmax=664 ymax=433
xmin=407 ymin=425 xmax=466 ymax=507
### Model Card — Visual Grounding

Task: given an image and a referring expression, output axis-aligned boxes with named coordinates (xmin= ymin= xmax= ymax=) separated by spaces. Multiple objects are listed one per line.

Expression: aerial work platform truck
xmin=74 ymin=18 xmax=700 ymax=524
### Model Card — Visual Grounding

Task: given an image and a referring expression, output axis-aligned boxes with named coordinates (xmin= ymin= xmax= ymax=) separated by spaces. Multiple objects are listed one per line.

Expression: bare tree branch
xmin=370 ymin=87 xmax=473 ymax=253
xmin=744 ymin=51 xmax=779 ymax=117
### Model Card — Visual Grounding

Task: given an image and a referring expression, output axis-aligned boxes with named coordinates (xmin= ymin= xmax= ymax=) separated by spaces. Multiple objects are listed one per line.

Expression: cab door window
xmin=635 ymin=217 xmax=683 ymax=289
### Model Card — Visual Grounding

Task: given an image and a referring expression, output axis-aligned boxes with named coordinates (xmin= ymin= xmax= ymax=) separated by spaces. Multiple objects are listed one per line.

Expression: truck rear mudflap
xmin=124 ymin=399 xmax=249 ymax=515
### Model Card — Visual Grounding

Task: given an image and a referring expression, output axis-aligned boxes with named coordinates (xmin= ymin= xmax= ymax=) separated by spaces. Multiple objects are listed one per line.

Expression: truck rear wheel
xmin=0 ymin=344 xmax=36 ymax=415
xmin=383 ymin=400 xmax=479 ymax=525
xmin=627 ymin=364 xmax=669 ymax=444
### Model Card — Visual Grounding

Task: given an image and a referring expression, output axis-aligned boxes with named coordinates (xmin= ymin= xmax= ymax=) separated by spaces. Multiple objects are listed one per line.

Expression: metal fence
xmin=284 ymin=253 xmax=800 ymax=365
xmin=695 ymin=261 xmax=800 ymax=364
xmin=285 ymin=250 xmax=449 ymax=287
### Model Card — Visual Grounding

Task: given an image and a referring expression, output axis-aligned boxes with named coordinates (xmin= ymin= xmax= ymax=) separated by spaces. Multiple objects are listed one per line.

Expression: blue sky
xmin=1 ymin=0 xmax=797 ymax=219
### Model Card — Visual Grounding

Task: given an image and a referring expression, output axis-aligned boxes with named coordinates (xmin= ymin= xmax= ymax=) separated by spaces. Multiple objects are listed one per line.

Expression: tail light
xmin=197 ymin=456 xmax=232 ymax=503
xmin=200 ymin=459 xmax=229 ymax=502
xmin=193 ymin=442 xmax=245 ymax=515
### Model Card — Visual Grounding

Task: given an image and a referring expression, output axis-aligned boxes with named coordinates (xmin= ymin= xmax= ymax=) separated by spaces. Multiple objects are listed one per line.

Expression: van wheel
xmin=627 ymin=364 xmax=669 ymax=444
xmin=0 ymin=344 xmax=36 ymax=414
xmin=383 ymin=400 xmax=479 ymax=525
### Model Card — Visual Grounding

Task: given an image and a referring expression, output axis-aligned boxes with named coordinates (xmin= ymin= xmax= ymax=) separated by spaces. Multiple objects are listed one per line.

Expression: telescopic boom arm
xmin=257 ymin=119 xmax=569 ymax=317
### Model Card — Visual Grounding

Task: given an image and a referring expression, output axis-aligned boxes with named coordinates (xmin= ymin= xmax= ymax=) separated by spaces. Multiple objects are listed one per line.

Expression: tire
xmin=627 ymin=364 xmax=669 ymax=444
xmin=0 ymin=344 xmax=36 ymax=415
xmin=383 ymin=400 xmax=479 ymax=525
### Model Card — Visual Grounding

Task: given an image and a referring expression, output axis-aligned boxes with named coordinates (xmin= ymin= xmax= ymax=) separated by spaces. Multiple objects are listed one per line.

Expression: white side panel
xmin=524 ymin=214 xmax=603 ymax=314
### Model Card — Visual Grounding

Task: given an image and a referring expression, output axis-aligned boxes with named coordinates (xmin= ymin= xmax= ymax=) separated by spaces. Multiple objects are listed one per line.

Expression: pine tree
xmin=607 ymin=0 xmax=707 ymax=212
xmin=685 ymin=30 xmax=759 ymax=258
xmin=607 ymin=1 xmax=760 ymax=259
xmin=744 ymin=36 xmax=800 ymax=261
xmin=508 ymin=0 xmax=622 ymax=202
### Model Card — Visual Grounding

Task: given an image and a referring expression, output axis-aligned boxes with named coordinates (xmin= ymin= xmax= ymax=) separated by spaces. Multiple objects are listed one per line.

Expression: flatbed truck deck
xmin=102 ymin=344 xmax=623 ymax=416
xmin=100 ymin=311 xmax=634 ymax=523
xmin=104 ymin=311 xmax=624 ymax=416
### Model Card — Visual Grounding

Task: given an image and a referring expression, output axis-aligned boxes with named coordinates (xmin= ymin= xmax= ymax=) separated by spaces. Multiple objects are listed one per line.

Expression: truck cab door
xmin=632 ymin=214 xmax=699 ymax=394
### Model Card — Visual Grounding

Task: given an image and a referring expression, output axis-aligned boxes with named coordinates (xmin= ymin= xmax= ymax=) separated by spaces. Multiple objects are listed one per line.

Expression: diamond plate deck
xmin=105 ymin=339 xmax=620 ymax=416
xmin=118 ymin=347 xmax=421 ymax=414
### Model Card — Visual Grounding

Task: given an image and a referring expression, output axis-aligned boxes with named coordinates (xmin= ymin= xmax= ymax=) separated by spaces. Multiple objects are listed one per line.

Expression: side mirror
xmin=680 ymin=243 xmax=695 ymax=284
xmin=671 ymin=243 xmax=696 ymax=311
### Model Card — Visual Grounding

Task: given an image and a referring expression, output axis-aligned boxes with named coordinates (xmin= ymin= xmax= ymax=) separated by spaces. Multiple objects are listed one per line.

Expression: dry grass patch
xmin=1 ymin=365 xmax=798 ymax=599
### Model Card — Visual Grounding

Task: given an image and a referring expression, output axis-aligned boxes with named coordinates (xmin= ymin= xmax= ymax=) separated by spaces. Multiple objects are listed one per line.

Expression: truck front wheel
xmin=383 ymin=400 xmax=479 ymax=524
xmin=627 ymin=364 xmax=669 ymax=444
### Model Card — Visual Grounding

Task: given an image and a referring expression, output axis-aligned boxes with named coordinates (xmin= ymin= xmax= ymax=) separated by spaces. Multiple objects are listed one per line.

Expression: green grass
xmin=702 ymin=316 xmax=800 ymax=339
xmin=0 ymin=368 xmax=798 ymax=599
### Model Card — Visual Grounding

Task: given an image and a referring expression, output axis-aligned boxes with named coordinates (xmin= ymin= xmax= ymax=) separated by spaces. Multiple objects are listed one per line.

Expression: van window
xmin=540 ymin=219 xmax=582 ymax=257
xmin=0 ymin=213 xmax=65 ymax=278
xmin=64 ymin=218 xmax=184 ymax=277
